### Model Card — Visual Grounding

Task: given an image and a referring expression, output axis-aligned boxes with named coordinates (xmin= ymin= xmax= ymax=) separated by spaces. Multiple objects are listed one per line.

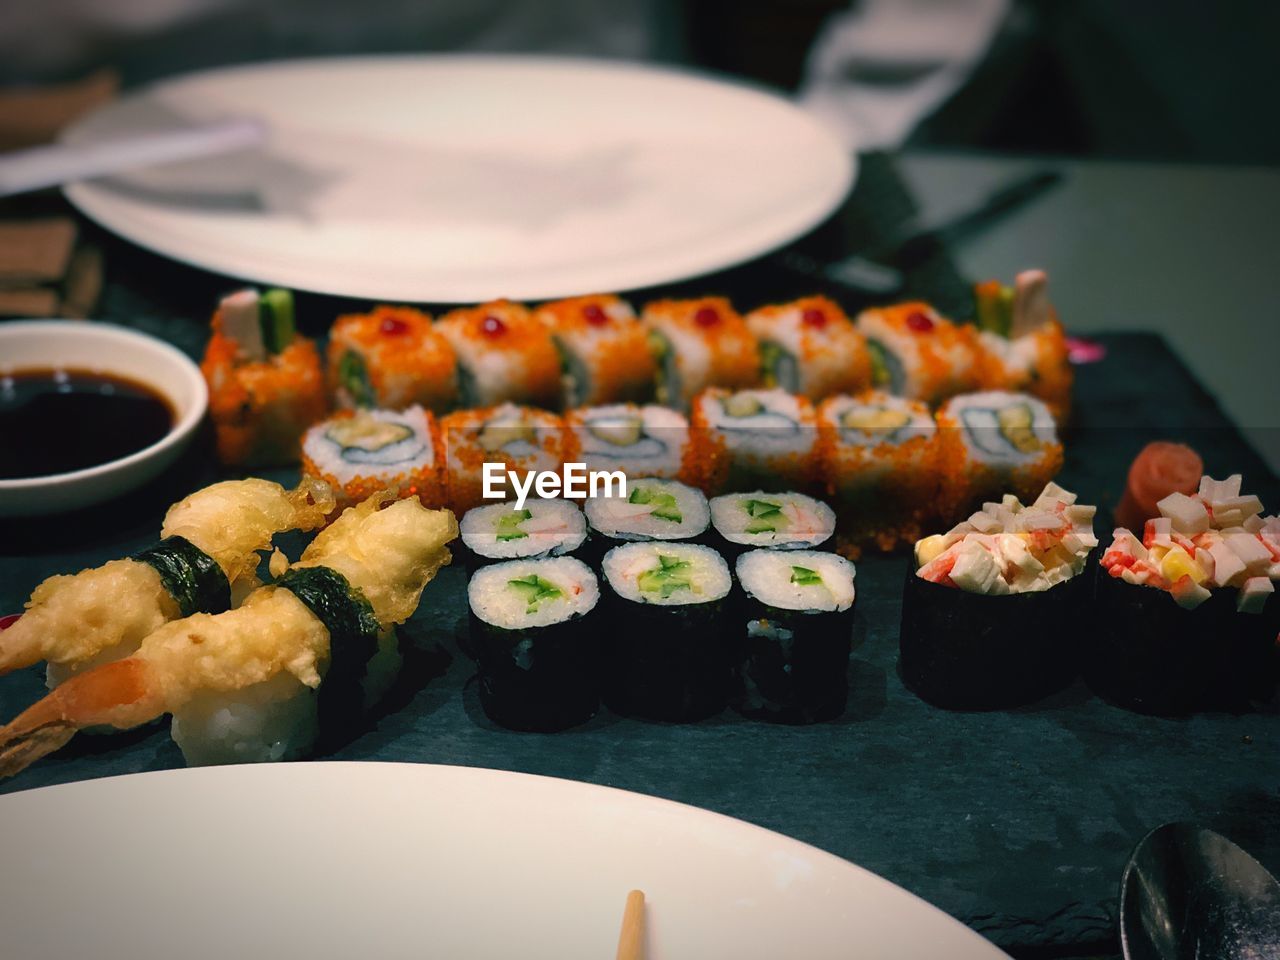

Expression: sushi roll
xmin=972 ymin=271 xmax=1073 ymax=422
xmin=459 ymin=498 xmax=587 ymax=572
xmin=534 ymin=294 xmax=656 ymax=407
xmin=584 ymin=478 xmax=710 ymax=564
xmin=600 ymin=542 xmax=734 ymax=722
xmin=467 ymin=556 xmax=601 ymax=732
xmin=300 ymin=406 xmax=443 ymax=512
xmin=745 ymin=295 xmax=872 ymax=401
xmin=436 ymin=300 xmax=560 ymax=409
xmin=201 ymin=288 xmax=328 ymax=466
xmin=901 ymin=483 xmax=1095 ymax=710
xmin=642 ymin=297 xmax=759 ymax=411
xmin=1089 ymin=474 xmax=1280 ymax=714
xmin=854 ymin=302 xmax=981 ymax=406
xmin=439 ymin=404 xmax=565 ymax=515
xmin=563 ymin=403 xmax=696 ymax=485
xmin=817 ymin=391 xmax=941 ymax=556
xmin=692 ymin=387 xmax=821 ymax=493
xmin=935 ymin=390 xmax=1063 ymax=524
xmin=709 ymin=491 xmax=836 ymax=556
xmin=733 ymin=549 xmax=857 ymax=723
xmin=326 ymin=306 xmax=458 ymax=413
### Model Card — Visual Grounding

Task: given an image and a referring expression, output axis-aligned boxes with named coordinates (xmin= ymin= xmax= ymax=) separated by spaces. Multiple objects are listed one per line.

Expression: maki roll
xmin=467 ymin=557 xmax=601 ymax=732
xmin=709 ymin=491 xmax=836 ymax=556
xmin=901 ymin=483 xmax=1096 ymax=710
xmin=935 ymin=390 xmax=1063 ymax=523
xmin=201 ymin=288 xmax=328 ymax=467
xmin=854 ymin=302 xmax=981 ymax=406
xmin=563 ymin=404 xmax=696 ymax=485
xmin=818 ymin=391 xmax=941 ymax=556
xmin=600 ymin=542 xmax=734 ymax=721
xmin=692 ymin=387 xmax=821 ymax=493
xmin=733 ymin=549 xmax=857 ymax=723
xmin=459 ymin=498 xmax=587 ymax=572
xmin=584 ymin=478 xmax=710 ymax=563
xmin=439 ymin=404 xmax=565 ymax=514
xmin=436 ymin=300 xmax=560 ymax=409
xmin=745 ymin=295 xmax=872 ymax=401
xmin=326 ymin=306 xmax=458 ymax=413
xmin=1090 ymin=474 xmax=1280 ymax=714
xmin=642 ymin=297 xmax=759 ymax=411
xmin=972 ymin=271 xmax=1072 ymax=422
xmin=300 ymin=406 xmax=443 ymax=512
xmin=534 ymin=294 xmax=656 ymax=407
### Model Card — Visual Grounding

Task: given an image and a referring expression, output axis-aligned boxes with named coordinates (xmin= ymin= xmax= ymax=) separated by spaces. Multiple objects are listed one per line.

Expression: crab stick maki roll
xmin=585 ymin=478 xmax=710 ymax=564
xmin=563 ymin=404 xmax=695 ymax=485
xmin=459 ymin=498 xmax=587 ymax=572
xmin=854 ymin=302 xmax=981 ymax=406
xmin=901 ymin=483 xmax=1095 ymax=710
xmin=692 ymin=387 xmax=821 ymax=493
xmin=535 ymin=294 xmax=656 ymax=408
xmin=642 ymin=297 xmax=759 ymax=411
xmin=201 ymin=288 xmax=328 ymax=466
xmin=468 ymin=556 xmax=601 ymax=732
xmin=301 ymin=406 xmax=443 ymax=512
xmin=818 ymin=391 xmax=941 ymax=555
xmin=973 ymin=271 xmax=1073 ymax=421
xmin=746 ymin=296 xmax=872 ymax=401
xmin=733 ymin=549 xmax=857 ymax=723
xmin=326 ymin=306 xmax=458 ymax=413
xmin=710 ymin=491 xmax=835 ymax=556
xmin=600 ymin=542 xmax=734 ymax=721
xmin=935 ymin=390 xmax=1063 ymax=523
xmin=436 ymin=300 xmax=560 ymax=409
xmin=440 ymin=404 xmax=565 ymax=514
xmin=1090 ymin=474 xmax=1280 ymax=714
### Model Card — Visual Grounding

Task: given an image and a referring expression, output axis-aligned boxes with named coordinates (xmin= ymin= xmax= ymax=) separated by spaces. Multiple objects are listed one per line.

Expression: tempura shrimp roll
xmin=0 ymin=478 xmax=334 ymax=683
xmin=0 ymin=495 xmax=457 ymax=777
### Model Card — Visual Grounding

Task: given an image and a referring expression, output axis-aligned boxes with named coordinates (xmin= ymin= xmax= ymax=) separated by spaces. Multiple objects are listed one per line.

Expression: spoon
xmin=1120 ymin=822 xmax=1280 ymax=959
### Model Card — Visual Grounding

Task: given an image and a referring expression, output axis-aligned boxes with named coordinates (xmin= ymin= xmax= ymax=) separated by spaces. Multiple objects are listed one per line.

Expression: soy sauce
xmin=0 ymin=368 xmax=174 ymax=479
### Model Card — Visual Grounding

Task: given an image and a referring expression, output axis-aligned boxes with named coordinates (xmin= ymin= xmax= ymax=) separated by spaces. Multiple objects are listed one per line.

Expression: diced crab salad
xmin=1100 ymin=474 xmax=1280 ymax=611
xmin=914 ymin=482 xmax=1097 ymax=594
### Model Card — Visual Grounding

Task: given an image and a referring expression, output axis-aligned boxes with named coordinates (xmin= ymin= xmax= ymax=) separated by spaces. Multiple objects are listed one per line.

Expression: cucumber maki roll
xmin=733 ymin=549 xmax=857 ymax=723
xmin=467 ymin=557 xmax=600 ymax=732
xmin=600 ymin=542 xmax=734 ymax=721
xmin=459 ymin=498 xmax=587 ymax=572
xmin=709 ymin=491 xmax=835 ymax=557
xmin=584 ymin=478 xmax=710 ymax=564
xmin=900 ymin=483 xmax=1095 ymax=710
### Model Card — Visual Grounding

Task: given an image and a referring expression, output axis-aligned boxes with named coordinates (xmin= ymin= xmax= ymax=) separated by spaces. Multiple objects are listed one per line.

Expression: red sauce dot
xmin=0 ymin=614 xmax=19 ymax=631
xmin=801 ymin=307 xmax=827 ymax=328
xmin=694 ymin=306 xmax=719 ymax=327
xmin=905 ymin=310 xmax=934 ymax=332
xmin=379 ymin=316 xmax=409 ymax=336
xmin=583 ymin=304 xmax=608 ymax=326
xmin=480 ymin=315 xmax=507 ymax=337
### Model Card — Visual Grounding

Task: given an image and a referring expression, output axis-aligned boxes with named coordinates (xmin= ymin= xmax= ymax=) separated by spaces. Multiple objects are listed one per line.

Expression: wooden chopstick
xmin=615 ymin=889 xmax=645 ymax=960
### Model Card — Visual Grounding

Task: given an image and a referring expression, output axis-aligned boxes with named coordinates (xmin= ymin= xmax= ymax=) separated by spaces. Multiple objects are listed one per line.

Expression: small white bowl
xmin=0 ymin=320 xmax=207 ymax=517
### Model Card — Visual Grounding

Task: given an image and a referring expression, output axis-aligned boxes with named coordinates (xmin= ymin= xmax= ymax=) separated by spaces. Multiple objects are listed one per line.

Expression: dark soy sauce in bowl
xmin=0 ymin=368 xmax=175 ymax=480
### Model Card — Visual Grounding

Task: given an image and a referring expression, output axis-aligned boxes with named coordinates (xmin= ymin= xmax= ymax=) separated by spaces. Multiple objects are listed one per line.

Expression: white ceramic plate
xmin=0 ymin=321 xmax=206 ymax=516
xmin=62 ymin=56 xmax=854 ymax=303
xmin=0 ymin=762 xmax=1005 ymax=960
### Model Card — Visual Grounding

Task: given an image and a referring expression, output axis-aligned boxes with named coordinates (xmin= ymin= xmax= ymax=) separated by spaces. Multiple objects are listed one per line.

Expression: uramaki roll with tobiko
xmin=817 ymin=391 xmax=941 ymax=556
xmin=201 ymin=288 xmax=328 ymax=467
xmin=439 ymin=404 xmax=565 ymax=515
xmin=534 ymin=294 xmax=656 ymax=408
xmin=1090 ymin=474 xmax=1280 ymax=713
xmin=562 ymin=404 xmax=696 ymax=485
xmin=900 ymin=482 xmax=1096 ymax=710
xmin=642 ymin=297 xmax=759 ymax=411
xmin=436 ymin=300 xmax=560 ymax=409
xmin=692 ymin=387 xmax=821 ymax=493
xmin=854 ymin=302 xmax=981 ymax=406
xmin=326 ymin=306 xmax=457 ymax=413
xmin=745 ymin=295 xmax=871 ymax=401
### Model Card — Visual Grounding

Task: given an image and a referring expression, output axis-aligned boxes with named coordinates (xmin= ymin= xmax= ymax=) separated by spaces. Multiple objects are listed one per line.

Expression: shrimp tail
xmin=0 ymin=658 xmax=165 ymax=778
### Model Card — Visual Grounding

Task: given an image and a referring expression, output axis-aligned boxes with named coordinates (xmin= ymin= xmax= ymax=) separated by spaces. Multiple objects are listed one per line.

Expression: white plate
xmin=62 ymin=56 xmax=854 ymax=303
xmin=0 ymin=762 xmax=1004 ymax=960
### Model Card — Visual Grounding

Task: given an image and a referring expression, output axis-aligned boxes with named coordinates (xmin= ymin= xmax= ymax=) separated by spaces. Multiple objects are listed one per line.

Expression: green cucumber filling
xmin=508 ymin=574 xmax=563 ymax=613
xmin=629 ymin=485 xmax=682 ymax=523
xmin=790 ymin=565 xmax=824 ymax=587
xmin=338 ymin=350 xmax=376 ymax=407
xmin=638 ymin=554 xmax=693 ymax=598
xmin=742 ymin=498 xmax=785 ymax=534
xmin=975 ymin=283 xmax=1015 ymax=338
xmin=258 ymin=288 xmax=295 ymax=354
xmin=496 ymin=509 xmax=532 ymax=541
xmin=866 ymin=339 xmax=890 ymax=388
xmin=648 ymin=331 xmax=675 ymax=405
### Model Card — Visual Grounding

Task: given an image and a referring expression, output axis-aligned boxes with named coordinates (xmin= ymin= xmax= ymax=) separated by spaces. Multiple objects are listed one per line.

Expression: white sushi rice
xmin=696 ymin=388 xmax=813 ymax=459
xmin=461 ymin=498 xmax=587 ymax=560
xmin=820 ymin=391 xmax=935 ymax=448
xmin=469 ymin=556 xmax=599 ymax=630
xmin=943 ymin=391 xmax=1057 ymax=464
xmin=603 ymin=542 xmax=731 ymax=606
xmin=586 ymin=478 xmax=709 ymax=541
xmin=302 ymin=406 xmax=434 ymax=486
xmin=710 ymin=491 xmax=836 ymax=549
xmin=736 ymin=549 xmax=856 ymax=612
xmin=572 ymin=404 xmax=689 ymax=479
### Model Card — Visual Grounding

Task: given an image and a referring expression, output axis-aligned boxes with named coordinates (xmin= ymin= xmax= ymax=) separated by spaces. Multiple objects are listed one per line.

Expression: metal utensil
xmin=1120 ymin=822 xmax=1280 ymax=959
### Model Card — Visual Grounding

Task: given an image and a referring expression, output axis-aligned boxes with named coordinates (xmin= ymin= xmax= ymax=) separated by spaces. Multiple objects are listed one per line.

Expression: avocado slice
xmin=478 ymin=419 xmax=535 ymax=452
xmin=841 ymin=406 xmax=911 ymax=437
xmin=997 ymin=404 xmax=1042 ymax=454
xmin=588 ymin=416 xmax=643 ymax=447
xmin=325 ymin=413 xmax=413 ymax=452
xmin=723 ymin=393 xmax=764 ymax=418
